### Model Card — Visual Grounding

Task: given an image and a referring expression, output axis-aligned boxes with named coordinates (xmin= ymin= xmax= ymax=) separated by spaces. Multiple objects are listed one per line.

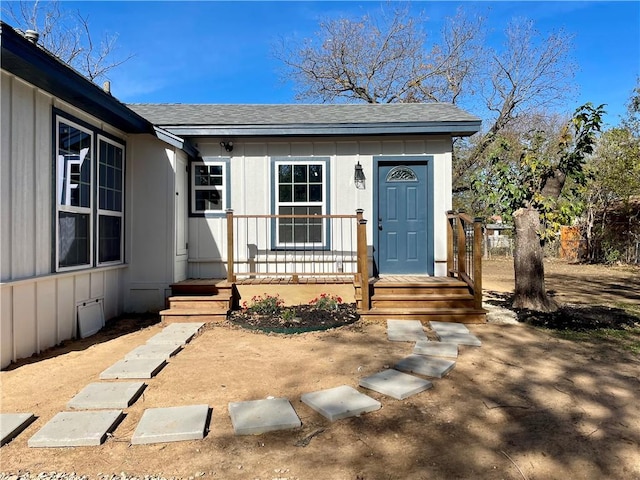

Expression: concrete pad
xmin=414 ymin=339 xmax=458 ymax=358
xmin=387 ymin=319 xmax=427 ymax=342
xmin=131 ymin=404 xmax=209 ymax=445
xmin=67 ymin=382 xmax=146 ymax=410
xmin=125 ymin=343 xmax=182 ymax=360
xmin=229 ymin=398 xmax=301 ymax=435
xmin=99 ymin=358 xmax=166 ymax=379
xmin=28 ymin=410 xmax=123 ymax=447
xmin=1 ymin=413 xmax=36 ymax=445
xmin=429 ymin=321 xmax=469 ymax=335
xmin=395 ymin=354 xmax=456 ymax=378
xmin=301 ymin=385 xmax=381 ymax=422
xmin=435 ymin=332 xmax=482 ymax=347
xmin=359 ymin=369 xmax=433 ymax=400
xmin=146 ymin=330 xmax=195 ymax=346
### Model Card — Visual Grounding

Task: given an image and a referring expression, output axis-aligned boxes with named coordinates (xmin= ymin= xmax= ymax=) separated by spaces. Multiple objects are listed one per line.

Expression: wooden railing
xmin=447 ymin=211 xmax=483 ymax=310
xmin=226 ymin=209 xmax=370 ymax=310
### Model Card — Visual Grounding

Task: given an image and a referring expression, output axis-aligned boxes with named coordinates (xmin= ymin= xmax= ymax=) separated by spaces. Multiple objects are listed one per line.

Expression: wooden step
xmin=160 ymin=308 xmax=228 ymax=324
xmin=168 ymin=295 xmax=232 ymax=311
xmin=359 ymin=307 xmax=487 ymax=324
xmin=370 ymin=286 xmax=470 ymax=295
xmin=371 ymin=294 xmax=475 ymax=309
xmin=170 ymin=279 xmax=233 ymax=296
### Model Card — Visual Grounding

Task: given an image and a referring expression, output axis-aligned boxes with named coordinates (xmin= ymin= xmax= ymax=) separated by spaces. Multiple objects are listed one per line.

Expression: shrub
xmin=309 ymin=293 xmax=342 ymax=311
xmin=242 ymin=294 xmax=284 ymax=315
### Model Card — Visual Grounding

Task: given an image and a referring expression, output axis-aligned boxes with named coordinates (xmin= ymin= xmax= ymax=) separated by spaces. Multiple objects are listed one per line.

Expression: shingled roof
xmin=128 ymin=103 xmax=481 ymax=137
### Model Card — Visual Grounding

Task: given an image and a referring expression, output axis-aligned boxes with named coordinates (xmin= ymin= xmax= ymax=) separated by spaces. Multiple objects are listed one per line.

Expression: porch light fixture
xmin=354 ymin=161 xmax=366 ymax=189
xmin=220 ymin=141 xmax=233 ymax=152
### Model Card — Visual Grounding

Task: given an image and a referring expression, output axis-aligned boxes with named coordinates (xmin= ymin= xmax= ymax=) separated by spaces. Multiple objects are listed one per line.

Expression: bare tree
xmin=276 ymin=5 xmax=577 ymax=193
xmin=458 ymin=19 xmax=577 ymax=186
xmin=3 ymin=0 xmax=132 ymax=82
xmin=275 ymin=5 xmax=484 ymax=104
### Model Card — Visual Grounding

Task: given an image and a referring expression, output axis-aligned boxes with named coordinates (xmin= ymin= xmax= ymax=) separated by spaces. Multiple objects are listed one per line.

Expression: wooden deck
xmin=161 ymin=275 xmax=486 ymax=325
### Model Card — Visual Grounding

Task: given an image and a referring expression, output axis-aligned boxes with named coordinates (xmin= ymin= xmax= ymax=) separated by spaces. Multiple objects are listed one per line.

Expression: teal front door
xmin=376 ymin=161 xmax=432 ymax=275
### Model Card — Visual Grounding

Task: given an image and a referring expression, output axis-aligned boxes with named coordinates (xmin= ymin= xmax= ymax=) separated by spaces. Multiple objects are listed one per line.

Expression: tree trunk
xmin=512 ymin=207 xmax=558 ymax=312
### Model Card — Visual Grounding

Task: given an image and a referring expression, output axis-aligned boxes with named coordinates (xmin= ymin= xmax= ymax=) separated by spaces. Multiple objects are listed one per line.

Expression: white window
xmin=55 ymin=115 xmax=125 ymax=271
xmin=97 ymin=136 xmax=124 ymax=265
xmin=274 ymin=158 xmax=328 ymax=247
xmin=56 ymin=118 xmax=94 ymax=270
xmin=191 ymin=159 xmax=227 ymax=214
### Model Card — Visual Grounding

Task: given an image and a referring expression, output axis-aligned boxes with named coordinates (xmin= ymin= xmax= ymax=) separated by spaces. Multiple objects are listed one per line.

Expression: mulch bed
xmin=228 ymin=303 xmax=360 ymax=334
xmin=485 ymin=291 xmax=640 ymax=330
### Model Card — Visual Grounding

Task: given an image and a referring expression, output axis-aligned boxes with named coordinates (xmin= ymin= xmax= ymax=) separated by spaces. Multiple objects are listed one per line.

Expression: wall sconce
xmin=220 ymin=141 xmax=233 ymax=152
xmin=354 ymin=161 xmax=366 ymax=189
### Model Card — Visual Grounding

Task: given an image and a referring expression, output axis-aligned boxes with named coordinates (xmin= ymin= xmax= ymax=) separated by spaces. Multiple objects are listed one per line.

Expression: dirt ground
xmin=1 ymin=260 xmax=639 ymax=480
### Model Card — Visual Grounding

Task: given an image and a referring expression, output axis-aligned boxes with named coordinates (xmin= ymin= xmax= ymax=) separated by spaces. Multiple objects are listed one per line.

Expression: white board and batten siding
xmin=125 ymin=137 xmax=188 ymax=313
xmin=187 ymin=137 xmax=453 ymax=279
xmin=1 ymin=72 xmax=131 ymax=369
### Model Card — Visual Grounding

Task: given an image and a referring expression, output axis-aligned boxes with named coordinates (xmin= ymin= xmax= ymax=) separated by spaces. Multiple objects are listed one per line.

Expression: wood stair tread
xmin=169 ymin=295 xmax=231 ymax=301
xmin=160 ymin=308 xmax=229 ymax=315
xmin=371 ymin=294 xmax=474 ymax=300
xmin=363 ymin=307 xmax=487 ymax=315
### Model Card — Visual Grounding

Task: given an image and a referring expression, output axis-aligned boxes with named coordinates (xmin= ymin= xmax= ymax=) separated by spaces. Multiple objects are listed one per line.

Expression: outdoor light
xmin=354 ymin=161 xmax=366 ymax=189
xmin=220 ymin=141 xmax=233 ymax=152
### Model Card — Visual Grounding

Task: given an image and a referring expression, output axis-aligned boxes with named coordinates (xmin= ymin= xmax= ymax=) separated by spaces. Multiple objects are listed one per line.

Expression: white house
xmin=0 ymin=21 xmax=482 ymax=369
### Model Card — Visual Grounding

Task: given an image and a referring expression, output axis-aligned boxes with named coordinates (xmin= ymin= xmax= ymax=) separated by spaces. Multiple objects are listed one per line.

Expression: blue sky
xmin=7 ymin=1 xmax=640 ymax=127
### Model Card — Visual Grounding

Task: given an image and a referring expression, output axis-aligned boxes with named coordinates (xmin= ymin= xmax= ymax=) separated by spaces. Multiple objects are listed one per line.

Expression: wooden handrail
xmin=232 ymin=213 xmax=358 ymax=219
xmin=224 ymin=210 xmax=371 ymax=313
xmin=226 ymin=209 xmax=235 ymax=283
xmin=356 ymin=211 xmax=370 ymax=311
xmin=446 ymin=211 xmax=484 ymax=310
xmin=473 ymin=217 xmax=483 ymax=309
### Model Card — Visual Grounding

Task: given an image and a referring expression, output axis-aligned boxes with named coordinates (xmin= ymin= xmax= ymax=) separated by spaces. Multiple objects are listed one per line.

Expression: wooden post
xmin=357 ymin=214 xmax=370 ymax=312
xmin=226 ymin=209 xmax=235 ymax=283
xmin=473 ymin=217 xmax=483 ymax=310
xmin=356 ymin=209 xmax=364 ymax=277
xmin=457 ymin=215 xmax=466 ymax=275
xmin=446 ymin=211 xmax=454 ymax=277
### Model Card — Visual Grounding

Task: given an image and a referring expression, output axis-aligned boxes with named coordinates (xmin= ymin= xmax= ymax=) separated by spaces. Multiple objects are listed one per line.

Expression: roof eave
xmin=159 ymin=121 xmax=482 ymax=138
xmin=1 ymin=22 xmax=153 ymax=134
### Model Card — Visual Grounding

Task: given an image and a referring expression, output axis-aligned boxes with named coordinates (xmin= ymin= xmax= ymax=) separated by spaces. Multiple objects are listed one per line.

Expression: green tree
xmin=582 ymin=82 xmax=640 ymax=262
xmin=475 ymin=103 xmax=605 ymax=311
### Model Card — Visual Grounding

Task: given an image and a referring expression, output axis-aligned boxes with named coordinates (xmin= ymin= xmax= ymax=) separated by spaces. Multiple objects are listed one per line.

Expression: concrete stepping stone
xmin=387 ymin=319 xmax=427 ymax=342
xmin=1 ymin=413 xmax=36 ymax=445
xmin=435 ymin=332 xmax=482 ymax=347
xmin=395 ymin=354 xmax=456 ymax=378
xmin=429 ymin=321 xmax=470 ymax=335
xmin=131 ymin=404 xmax=209 ymax=445
xmin=67 ymin=382 xmax=146 ymax=410
xmin=28 ymin=410 xmax=123 ymax=447
xmin=125 ymin=343 xmax=182 ymax=360
xmin=162 ymin=322 xmax=204 ymax=335
xmin=146 ymin=330 xmax=195 ymax=346
xmin=229 ymin=398 xmax=301 ymax=435
xmin=414 ymin=339 xmax=458 ymax=358
xmin=99 ymin=358 xmax=166 ymax=379
xmin=359 ymin=369 xmax=432 ymax=400
xmin=301 ymin=385 xmax=381 ymax=422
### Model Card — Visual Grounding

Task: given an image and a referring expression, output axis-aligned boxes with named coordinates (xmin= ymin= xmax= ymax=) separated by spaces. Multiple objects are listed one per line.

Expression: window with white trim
xmin=274 ymin=159 xmax=328 ymax=247
xmin=191 ymin=159 xmax=227 ymax=214
xmin=55 ymin=114 xmax=125 ymax=271
xmin=97 ymin=136 xmax=124 ymax=265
